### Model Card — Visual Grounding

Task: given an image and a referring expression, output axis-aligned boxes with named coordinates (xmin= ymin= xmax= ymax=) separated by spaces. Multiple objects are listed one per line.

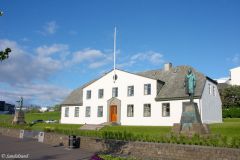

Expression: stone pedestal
xmin=172 ymin=102 xmax=210 ymax=135
xmin=12 ymin=110 xmax=26 ymax=125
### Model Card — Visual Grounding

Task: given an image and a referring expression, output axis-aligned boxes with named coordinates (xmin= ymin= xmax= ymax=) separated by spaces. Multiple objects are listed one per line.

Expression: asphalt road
xmin=0 ymin=135 xmax=95 ymax=160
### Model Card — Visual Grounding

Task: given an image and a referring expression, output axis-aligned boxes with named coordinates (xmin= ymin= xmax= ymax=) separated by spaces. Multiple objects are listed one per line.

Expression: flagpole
xmin=114 ymin=26 xmax=116 ymax=72
xmin=113 ymin=26 xmax=117 ymax=83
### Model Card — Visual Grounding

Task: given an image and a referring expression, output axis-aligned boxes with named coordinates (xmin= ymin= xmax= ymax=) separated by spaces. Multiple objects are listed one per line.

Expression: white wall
xmin=230 ymin=67 xmax=240 ymax=85
xmin=61 ymin=69 xmax=204 ymax=126
xmin=200 ymin=80 xmax=222 ymax=123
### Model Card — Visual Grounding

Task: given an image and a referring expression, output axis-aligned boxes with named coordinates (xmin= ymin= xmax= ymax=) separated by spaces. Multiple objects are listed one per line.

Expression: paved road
xmin=0 ymin=135 xmax=96 ymax=160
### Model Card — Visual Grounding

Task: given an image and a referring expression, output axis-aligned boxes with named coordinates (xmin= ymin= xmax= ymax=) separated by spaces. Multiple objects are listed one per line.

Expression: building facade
xmin=61 ymin=65 xmax=222 ymax=126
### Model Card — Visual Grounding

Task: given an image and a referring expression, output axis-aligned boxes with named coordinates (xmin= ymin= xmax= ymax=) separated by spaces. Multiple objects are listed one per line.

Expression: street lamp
xmin=0 ymin=11 xmax=3 ymax=16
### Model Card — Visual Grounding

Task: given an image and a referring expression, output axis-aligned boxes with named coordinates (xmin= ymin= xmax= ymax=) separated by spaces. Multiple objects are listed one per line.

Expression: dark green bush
xmin=222 ymin=108 xmax=240 ymax=118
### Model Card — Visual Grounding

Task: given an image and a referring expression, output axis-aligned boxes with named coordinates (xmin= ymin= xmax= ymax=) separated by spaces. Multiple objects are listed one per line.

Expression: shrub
xmin=222 ymin=108 xmax=240 ymax=118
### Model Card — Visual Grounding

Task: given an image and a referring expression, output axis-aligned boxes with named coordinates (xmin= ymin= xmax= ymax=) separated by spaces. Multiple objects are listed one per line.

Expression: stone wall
xmin=0 ymin=127 xmax=240 ymax=160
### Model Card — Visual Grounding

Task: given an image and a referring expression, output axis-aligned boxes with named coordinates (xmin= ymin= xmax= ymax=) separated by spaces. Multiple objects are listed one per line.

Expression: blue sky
xmin=0 ymin=0 xmax=240 ymax=106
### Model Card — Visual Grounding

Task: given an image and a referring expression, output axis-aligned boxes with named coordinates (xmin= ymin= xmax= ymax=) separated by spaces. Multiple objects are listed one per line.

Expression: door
xmin=110 ymin=105 xmax=117 ymax=122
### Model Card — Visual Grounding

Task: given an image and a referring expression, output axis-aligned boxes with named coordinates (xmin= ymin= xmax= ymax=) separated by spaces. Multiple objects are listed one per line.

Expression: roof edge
xmin=155 ymin=96 xmax=201 ymax=101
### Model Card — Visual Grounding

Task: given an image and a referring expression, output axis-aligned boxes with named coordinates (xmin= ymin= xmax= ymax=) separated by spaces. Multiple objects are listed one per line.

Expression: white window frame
xmin=85 ymin=106 xmax=91 ymax=117
xmin=127 ymin=86 xmax=134 ymax=97
xmin=74 ymin=107 xmax=79 ymax=117
xmin=98 ymin=89 xmax=104 ymax=99
xmin=143 ymin=104 xmax=151 ymax=117
xmin=86 ymin=90 xmax=91 ymax=99
xmin=208 ymin=83 xmax=211 ymax=95
xmin=127 ymin=104 xmax=134 ymax=117
xmin=162 ymin=103 xmax=170 ymax=117
xmin=144 ymin=84 xmax=151 ymax=95
xmin=112 ymin=87 xmax=118 ymax=97
xmin=97 ymin=106 xmax=103 ymax=117
xmin=65 ymin=107 xmax=69 ymax=117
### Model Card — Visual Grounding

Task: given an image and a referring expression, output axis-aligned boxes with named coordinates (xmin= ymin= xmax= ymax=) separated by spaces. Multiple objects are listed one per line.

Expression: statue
xmin=12 ymin=97 xmax=26 ymax=124
xmin=184 ymin=68 xmax=196 ymax=103
xmin=172 ymin=68 xmax=210 ymax=135
xmin=16 ymin=97 xmax=23 ymax=111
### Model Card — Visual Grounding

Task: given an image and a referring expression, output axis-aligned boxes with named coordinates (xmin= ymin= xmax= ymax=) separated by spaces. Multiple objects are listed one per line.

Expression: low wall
xmin=0 ymin=127 xmax=239 ymax=160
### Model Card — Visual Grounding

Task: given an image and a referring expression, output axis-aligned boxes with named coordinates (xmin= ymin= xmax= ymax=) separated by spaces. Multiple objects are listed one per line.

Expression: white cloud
xmin=0 ymin=39 xmax=111 ymax=106
xmin=0 ymin=83 xmax=71 ymax=106
xmin=118 ymin=51 xmax=164 ymax=68
xmin=232 ymin=54 xmax=240 ymax=64
xmin=39 ymin=21 xmax=58 ymax=35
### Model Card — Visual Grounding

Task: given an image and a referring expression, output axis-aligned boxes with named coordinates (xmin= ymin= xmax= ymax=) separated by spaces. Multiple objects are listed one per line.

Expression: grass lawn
xmin=0 ymin=112 xmax=240 ymax=138
xmin=102 ymin=125 xmax=171 ymax=136
xmin=210 ymin=118 xmax=240 ymax=137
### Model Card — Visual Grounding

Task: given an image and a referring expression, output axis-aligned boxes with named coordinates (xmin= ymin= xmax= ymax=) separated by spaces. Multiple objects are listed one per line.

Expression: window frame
xmin=98 ymin=89 xmax=104 ymax=99
xmin=97 ymin=106 xmax=103 ymax=117
xmin=86 ymin=90 xmax=91 ymax=99
xmin=162 ymin=103 xmax=170 ymax=117
xmin=112 ymin=87 xmax=118 ymax=97
xmin=127 ymin=86 xmax=134 ymax=97
xmin=65 ymin=107 xmax=69 ymax=117
xmin=85 ymin=106 xmax=91 ymax=117
xmin=127 ymin=104 xmax=134 ymax=117
xmin=208 ymin=83 xmax=211 ymax=95
xmin=74 ymin=107 xmax=79 ymax=117
xmin=144 ymin=84 xmax=151 ymax=95
xmin=143 ymin=104 xmax=151 ymax=117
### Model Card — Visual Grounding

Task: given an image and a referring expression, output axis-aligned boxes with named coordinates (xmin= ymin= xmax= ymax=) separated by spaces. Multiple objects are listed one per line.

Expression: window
xmin=85 ymin=106 xmax=91 ymax=117
xmin=162 ymin=103 xmax=170 ymax=117
xmin=74 ymin=107 xmax=79 ymax=117
xmin=112 ymin=87 xmax=118 ymax=97
xmin=143 ymin=104 xmax=151 ymax=117
xmin=86 ymin=90 xmax=91 ymax=99
xmin=144 ymin=84 xmax=151 ymax=95
xmin=127 ymin=104 xmax=134 ymax=117
xmin=213 ymin=86 xmax=216 ymax=96
xmin=127 ymin=86 xmax=134 ymax=96
xmin=98 ymin=106 xmax=103 ymax=117
xmin=65 ymin=107 xmax=69 ymax=117
xmin=98 ymin=89 xmax=104 ymax=99
xmin=208 ymin=84 xmax=211 ymax=95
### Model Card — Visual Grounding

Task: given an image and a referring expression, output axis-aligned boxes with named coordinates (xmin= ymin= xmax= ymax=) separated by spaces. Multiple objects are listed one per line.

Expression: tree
xmin=220 ymin=85 xmax=240 ymax=108
xmin=0 ymin=11 xmax=11 ymax=61
xmin=0 ymin=48 xmax=11 ymax=61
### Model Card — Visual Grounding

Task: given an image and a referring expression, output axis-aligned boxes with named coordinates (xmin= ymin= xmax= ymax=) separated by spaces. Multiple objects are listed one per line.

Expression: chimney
xmin=164 ymin=63 xmax=172 ymax=71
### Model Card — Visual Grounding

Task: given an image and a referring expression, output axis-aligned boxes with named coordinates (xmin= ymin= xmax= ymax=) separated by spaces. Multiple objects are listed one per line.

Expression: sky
xmin=0 ymin=0 xmax=240 ymax=106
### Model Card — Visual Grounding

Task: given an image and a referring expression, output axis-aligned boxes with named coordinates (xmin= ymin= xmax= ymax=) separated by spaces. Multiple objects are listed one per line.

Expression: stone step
xmin=80 ymin=124 xmax=105 ymax=131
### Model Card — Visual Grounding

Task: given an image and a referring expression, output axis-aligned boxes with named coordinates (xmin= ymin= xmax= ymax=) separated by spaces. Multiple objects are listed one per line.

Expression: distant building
xmin=0 ymin=101 xmax=15 ymax=114
xmin=40 ymin=107 xmax=48 ymax=112
xmin=61 ymin=64 xmax=222 ymax=126
xmin=217 ymin=66 xmax=240 ymax=86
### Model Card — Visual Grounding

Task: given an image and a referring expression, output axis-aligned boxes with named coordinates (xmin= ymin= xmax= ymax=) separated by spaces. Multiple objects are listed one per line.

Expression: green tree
xmin=221 ymin=85 xmax=240 ymax=108
xmin=0 ymin=11 xmax=12 ymax=61
xmin=53 ymin=104 xmax=61 ymax=112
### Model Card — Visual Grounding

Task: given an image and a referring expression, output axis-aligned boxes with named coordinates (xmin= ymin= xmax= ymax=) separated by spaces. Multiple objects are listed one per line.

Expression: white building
xmin=61 ymin=64 xmax=222 ymax=126
xmin=229 ymin=67 xmax=240 ymax=85
xmin=217 ymin=66 xmax=240 ymax=85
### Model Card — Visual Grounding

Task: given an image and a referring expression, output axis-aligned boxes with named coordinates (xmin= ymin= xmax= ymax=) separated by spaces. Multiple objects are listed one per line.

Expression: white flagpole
xmin=113 ymin=26 xmax=117 ymax=83
xmin=114 ymin=26 xmax=116 ymax=72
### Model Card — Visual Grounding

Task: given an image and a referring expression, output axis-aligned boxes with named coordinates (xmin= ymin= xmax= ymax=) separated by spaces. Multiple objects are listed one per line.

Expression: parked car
xmin=31 ymin=119 xmax=44 ymax=124
xmin=45 ymin=120 xmax=57 ymax=124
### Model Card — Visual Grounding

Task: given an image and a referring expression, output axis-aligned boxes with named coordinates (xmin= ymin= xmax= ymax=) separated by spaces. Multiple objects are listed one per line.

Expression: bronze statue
xmin=184 ymin=68 xmax=196 ymax=103
xmin=16 ymin=97 xmax=23 ymax=111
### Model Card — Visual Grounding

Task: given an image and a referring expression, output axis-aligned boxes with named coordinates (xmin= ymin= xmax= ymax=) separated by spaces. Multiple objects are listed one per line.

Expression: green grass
xmin=210 ymin=118 xmax=240 ymax=137
xmin=25 ymin=111 xmax=60 ymax=123
xmin=102 ymin=125 xmax=171 ymax=136
xmin=0 ymin=112 xmax=240 ymax=148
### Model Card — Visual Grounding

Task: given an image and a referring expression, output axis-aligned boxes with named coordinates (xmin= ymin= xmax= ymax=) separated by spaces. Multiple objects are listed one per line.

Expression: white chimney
xmin=164 ymin=63 xmax=172 ymax=71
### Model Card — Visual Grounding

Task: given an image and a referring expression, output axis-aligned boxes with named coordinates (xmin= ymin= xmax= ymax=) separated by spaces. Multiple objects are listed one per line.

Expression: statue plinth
xmin=172 ymin=102 xmax=210 ymax=135
xmin=12 ymin=110 xmax=26 ymax=125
